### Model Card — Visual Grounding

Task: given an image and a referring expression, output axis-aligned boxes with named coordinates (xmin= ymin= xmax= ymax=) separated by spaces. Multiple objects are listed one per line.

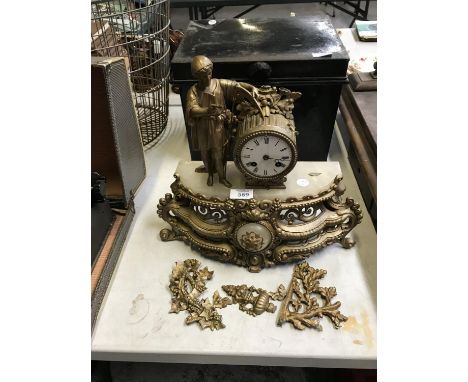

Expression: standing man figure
xmin=186 ymin=55 xmax=258 ymax=187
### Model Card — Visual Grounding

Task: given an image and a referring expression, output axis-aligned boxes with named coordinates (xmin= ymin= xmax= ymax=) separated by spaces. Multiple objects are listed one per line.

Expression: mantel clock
xmin=233 ymin=86 xmax=301 ymax=189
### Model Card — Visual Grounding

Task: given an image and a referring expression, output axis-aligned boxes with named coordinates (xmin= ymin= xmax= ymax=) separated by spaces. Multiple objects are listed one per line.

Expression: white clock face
xmin=239 ymin=134 xmax=293 ymax=177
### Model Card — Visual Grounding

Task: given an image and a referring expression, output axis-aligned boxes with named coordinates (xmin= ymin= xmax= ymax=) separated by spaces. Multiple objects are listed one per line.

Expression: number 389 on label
xmin=229 ymin=189 xmax=254 ymax=200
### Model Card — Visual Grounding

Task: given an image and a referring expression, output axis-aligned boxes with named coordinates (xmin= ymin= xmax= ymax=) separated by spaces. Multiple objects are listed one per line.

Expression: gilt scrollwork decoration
xmin=277 ymin=262 xmax=348 ymax=331
xmin=192 ymin=204 xmax=228 ymax=224
xmin=236 ymin=85 xmax=301 ymax=121
xmin=168 ymin=260 xmax=349 ymax=332
xmin=278 ymin=204 xmax=324 ymax=225
xmin=222 ymin=284 xmax=286 ymax=317
xmin=158 ymin=173 xmax=362 ymax=272
xmin=169 ymin=259 xmax=231 ymax=331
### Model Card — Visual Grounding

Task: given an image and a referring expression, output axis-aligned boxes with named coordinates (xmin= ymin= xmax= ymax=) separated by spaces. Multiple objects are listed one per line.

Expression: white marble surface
xmin=91 ymin=99 xmax=377 ymax=369
xmin=176 ymin=160 xmax=342 ymax=200
xmin=337 ymin=28 xmax=377 ymax=74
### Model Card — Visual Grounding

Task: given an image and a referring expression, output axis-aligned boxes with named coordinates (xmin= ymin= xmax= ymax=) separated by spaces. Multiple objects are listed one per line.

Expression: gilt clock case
xmin=171 ymin=16 xmax=349 ymax=161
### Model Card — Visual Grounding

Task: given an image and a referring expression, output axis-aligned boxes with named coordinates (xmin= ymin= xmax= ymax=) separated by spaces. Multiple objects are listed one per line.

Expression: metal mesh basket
xmin=91 ymin=0 xmax=170 ymax=146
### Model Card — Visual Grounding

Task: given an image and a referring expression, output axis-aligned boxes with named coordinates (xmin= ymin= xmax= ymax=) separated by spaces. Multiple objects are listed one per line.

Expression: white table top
xmin=91 ymin=97 xmax=377 ymax=368
xmin=337 ymin=27 xmax=377 ymax=74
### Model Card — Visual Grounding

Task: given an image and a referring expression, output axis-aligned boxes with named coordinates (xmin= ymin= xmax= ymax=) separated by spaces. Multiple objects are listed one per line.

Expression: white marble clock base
xmin=176 ymin=160 xmax=342 ymax=198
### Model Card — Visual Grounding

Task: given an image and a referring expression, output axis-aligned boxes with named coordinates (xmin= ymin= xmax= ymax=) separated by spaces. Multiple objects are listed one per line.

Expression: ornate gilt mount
xmin=222 ymin=284 xmax=286 ymax=317
xmin=169 ymin=259 xmax=231 ymax=330
xmin=157 ymin=170 xmax=363 ymax=272
xmin=277 ymin=262 xmax=347 ymax=331
xmin=236 ymin=85 xmax=301 ymax=121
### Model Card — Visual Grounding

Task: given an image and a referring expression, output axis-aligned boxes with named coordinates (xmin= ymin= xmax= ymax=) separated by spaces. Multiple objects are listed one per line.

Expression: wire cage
xmin=91 ymin=0 xmax=170 ymax=146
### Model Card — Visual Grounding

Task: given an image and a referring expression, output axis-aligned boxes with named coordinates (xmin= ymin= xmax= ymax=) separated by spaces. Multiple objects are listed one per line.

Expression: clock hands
xmin=244 ymin=152 xmax=289 ymax=173
xmin=262 ymin=154 xmax=290 ymax=161
xmin=246 ymin=156 xmax=288 ymax=171
xmin=247 ymin=160 xmax=285 ymax=170
xmin=263 ymin=154 xmax=289 ymax=168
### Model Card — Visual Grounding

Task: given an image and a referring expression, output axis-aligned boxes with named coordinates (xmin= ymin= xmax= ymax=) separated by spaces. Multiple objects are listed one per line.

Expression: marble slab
xmin=91 ymin=104 xmax=377 ymax=368
xmin=176 ymin=160 xmax=342 ymax=200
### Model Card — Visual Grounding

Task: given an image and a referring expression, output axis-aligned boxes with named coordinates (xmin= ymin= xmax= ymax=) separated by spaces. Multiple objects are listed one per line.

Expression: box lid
xmin=91 ymin=57 xmax=146 ymax=208
xmin=172 ymin=16 xmax=349 ymax=82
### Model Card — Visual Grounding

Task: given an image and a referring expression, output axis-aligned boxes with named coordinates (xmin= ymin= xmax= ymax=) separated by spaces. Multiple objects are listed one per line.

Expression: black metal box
xmin=171 ymin=16 xmax=349 ymax=161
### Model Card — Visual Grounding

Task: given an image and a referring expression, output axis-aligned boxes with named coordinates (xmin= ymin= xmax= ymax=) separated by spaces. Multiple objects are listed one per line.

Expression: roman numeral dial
xmin=239 ymin=134 xmax=294 ymax=178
